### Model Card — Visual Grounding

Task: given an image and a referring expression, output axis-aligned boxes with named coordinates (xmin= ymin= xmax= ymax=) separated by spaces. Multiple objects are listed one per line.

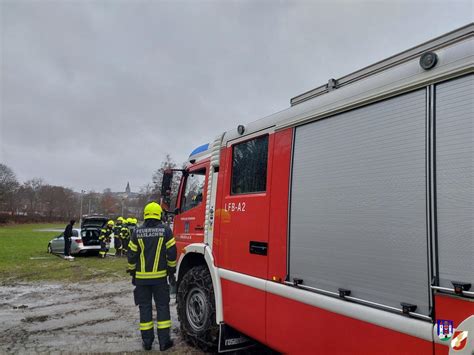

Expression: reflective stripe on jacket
xmin=120 ymin=226 xmax=130 ymax=239
xmin=99 ymin=227 xmax=113 ymax=242
xmin=127 ymin=219 xmax=177 ymax=284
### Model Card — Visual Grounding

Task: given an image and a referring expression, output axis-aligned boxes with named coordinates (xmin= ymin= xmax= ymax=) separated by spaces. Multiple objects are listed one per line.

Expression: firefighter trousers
xmin=134 ymin=282 xmax=171 ymax=346
xmin=122 ymin=237 xmax=129 ymax=252
xmin=114 ymin=237 xmax=122 ymax=255
xmin=120 ymin=238 xmax=128 ymax=256
xmin=99 ymin=240 xmax=107 ymax=258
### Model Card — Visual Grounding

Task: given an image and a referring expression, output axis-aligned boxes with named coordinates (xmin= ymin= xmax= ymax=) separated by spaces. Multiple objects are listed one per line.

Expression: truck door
xmin=216 ymin=132 xmax=273 ymax=344
xmin=173 ymin=163 xmax=208 ymax=255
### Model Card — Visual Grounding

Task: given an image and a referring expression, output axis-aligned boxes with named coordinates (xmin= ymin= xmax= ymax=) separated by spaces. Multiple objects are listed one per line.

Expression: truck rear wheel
xmin=177 ymin=265 xmax=218 ymax=352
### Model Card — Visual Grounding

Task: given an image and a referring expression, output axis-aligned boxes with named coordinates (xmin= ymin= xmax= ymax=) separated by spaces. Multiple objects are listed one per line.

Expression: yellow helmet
xmin=126 ymin=217 xmax=134 ymax=224
xmin=133 ymin=218 xmax=138 ymax=224
xmin=144 ymin=202 xmax=162 ymax=220
xmin=107 ymin=220 xmax=115 ymax=226
xmin=117 ymin=216 xmax=124 ymax=222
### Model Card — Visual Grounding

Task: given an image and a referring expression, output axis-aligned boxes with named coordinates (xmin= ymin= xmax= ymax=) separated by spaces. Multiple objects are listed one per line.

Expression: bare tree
xmin=84 ymin=191 xmax=101 ymax=215
xmin=100 ymin=190 xmax=119 ymax=215
xmin=37 ymin=185 xmax=70 ymax=218
xmin=21 ymin=178 xmax=44 ymax=213
xmin=138 ymin=183 xmax=155 ymax=203
xmin=0 ymin=163 xmax=20 ymax=213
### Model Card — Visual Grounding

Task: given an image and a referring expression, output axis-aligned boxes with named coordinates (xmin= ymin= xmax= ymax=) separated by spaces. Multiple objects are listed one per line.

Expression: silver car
xmin=47 ymin=228 xmax=103 ymax=256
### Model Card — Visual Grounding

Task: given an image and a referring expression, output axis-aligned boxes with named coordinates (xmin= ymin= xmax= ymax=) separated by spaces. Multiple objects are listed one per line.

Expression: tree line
xmin=0 ymin=156 xmax=181 ymax=224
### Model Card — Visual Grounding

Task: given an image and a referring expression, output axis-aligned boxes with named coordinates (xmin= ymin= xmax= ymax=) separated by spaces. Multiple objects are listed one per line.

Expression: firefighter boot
xmin=142 ymin=339 xmax=153 ymax=351
xmin=159 ymin=339 xmax=173 ymax=351
xmin=138 ymin=312 xmax=154 ymax=351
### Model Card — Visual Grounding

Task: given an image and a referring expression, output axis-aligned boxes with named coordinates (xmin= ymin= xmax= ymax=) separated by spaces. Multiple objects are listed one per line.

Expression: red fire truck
xmin=161 ymin=24 xmax=473 ymax=354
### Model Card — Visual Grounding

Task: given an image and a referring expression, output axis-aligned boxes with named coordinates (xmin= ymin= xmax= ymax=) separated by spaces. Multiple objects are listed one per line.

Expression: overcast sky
xmin=0 ymin=0 xmax=472 ymax=193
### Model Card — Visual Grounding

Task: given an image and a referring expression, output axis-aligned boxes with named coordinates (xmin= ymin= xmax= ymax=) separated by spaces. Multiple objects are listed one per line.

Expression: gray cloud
xmin=1 ymin=0 xmax=472 ymax=192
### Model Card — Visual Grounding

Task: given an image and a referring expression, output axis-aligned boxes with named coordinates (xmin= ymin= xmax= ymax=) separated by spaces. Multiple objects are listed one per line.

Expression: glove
xmin=126 ymin=269 xmax=136 ymax=277
xmin=168 ymin=274 xmax=176 ymax=287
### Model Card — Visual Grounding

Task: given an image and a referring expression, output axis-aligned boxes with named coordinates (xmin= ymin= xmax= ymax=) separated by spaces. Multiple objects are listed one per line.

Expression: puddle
xmin=0 ymin=280 xmax=201 ymax=354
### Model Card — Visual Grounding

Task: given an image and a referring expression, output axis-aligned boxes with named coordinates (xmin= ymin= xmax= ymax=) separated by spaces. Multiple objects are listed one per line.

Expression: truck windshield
xmin=181 ymin=169 xmax=206 ymax=213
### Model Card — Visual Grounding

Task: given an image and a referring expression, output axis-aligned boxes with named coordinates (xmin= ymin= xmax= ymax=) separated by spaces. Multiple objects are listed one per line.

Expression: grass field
xmin=0 ymin=223 xmax=128 ymax=284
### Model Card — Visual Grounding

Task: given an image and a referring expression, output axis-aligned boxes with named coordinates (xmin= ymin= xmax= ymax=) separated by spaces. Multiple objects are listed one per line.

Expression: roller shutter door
xmin=435 ymin=75 xmax=473 ymax=289
xmin=289 ymin=89 xmax=430 ymax=316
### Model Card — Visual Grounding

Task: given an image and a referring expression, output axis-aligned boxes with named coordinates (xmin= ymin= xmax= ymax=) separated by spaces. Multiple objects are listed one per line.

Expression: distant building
xmin=112 ymin=182 xmax=138 ymax=200
xmin=108 ymin=182 xmax=141 ymax=217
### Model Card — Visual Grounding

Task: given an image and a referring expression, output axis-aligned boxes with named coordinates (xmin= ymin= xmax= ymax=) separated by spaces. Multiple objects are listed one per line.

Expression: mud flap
xmin=218 ymin=323 xmax=255 ymax=353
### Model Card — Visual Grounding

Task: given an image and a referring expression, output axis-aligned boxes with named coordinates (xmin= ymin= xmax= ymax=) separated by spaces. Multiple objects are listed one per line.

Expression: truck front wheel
xmin=177 ymin=265 xmax=218 ymax=352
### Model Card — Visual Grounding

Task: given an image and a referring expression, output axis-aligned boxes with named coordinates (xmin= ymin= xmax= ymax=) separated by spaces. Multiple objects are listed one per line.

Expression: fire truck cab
xmin=161 ymin=24 xmax=474 ymax=354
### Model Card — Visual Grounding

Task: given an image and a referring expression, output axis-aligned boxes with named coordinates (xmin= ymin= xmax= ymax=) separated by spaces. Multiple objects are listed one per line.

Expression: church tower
xmin=125 ymin=182 xmax=131 ymax=195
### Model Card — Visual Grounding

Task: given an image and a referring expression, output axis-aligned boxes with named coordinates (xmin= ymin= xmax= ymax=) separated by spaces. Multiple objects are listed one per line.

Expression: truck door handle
xmin=249 ymin=241 xmax=268 ymax=256
xmin=195 ymin=225 xmax=204 ymax=231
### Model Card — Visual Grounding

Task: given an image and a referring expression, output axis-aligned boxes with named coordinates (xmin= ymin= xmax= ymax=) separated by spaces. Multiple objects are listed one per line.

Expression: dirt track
xmin=0 ymin=280 xmax=203 ymax=354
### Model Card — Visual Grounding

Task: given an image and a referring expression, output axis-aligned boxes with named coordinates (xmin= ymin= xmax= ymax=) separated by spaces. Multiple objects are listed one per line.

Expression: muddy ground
xmin=0 ymin=280 xmax=202 ymax=354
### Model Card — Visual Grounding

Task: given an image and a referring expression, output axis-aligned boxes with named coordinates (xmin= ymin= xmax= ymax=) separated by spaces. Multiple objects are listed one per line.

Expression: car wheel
xmin=47 ymin=243 xmax=52 ymax=254
xmin=177 ymin=265 xmax=218 ymax=352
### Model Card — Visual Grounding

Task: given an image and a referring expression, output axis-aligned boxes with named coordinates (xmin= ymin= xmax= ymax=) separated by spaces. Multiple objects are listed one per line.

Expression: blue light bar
xmin=189 ymin=143 xmax=209 ymax=157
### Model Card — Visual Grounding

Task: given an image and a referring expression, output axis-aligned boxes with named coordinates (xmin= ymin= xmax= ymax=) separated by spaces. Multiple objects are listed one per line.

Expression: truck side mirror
xmin=161 ymin=170 xmax=173 ymax=206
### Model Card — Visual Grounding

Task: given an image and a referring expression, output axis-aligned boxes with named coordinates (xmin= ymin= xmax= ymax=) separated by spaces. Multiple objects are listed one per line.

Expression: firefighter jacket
xmin=113 ymin=224 xmax=123 ymax=238
xmin=120 ymin=226 xmax=130 ymax=240
xmin=127 ymin=219 xmax=177 ymax=285
xmin=99 ymin=226 xmax=113 ymax=243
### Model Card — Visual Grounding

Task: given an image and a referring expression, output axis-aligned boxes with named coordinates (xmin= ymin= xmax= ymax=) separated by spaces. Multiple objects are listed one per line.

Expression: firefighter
xmin=114 ymin=217 xmax=124 ymax=256
xmin=99 ymin=220 xmax=114 ymax=258
xmin=120 ymin=220 xmax=131 ymax=255
xmin=127 ymin=202 xmax=176 ymax=351
xmin=127 ymin=217 xmax=137 ymax=236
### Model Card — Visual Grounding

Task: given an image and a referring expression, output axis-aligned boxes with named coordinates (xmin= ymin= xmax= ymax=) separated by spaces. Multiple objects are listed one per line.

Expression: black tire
xmin=177 ymin=265 xmax=219 ymax=352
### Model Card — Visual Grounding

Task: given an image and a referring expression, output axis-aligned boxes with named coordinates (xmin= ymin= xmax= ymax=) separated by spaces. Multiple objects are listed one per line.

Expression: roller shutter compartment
xmin=289 ymin=89 xmax=430 ymax=316
xmin=435 ymin=75 xmax=473 ymax=289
